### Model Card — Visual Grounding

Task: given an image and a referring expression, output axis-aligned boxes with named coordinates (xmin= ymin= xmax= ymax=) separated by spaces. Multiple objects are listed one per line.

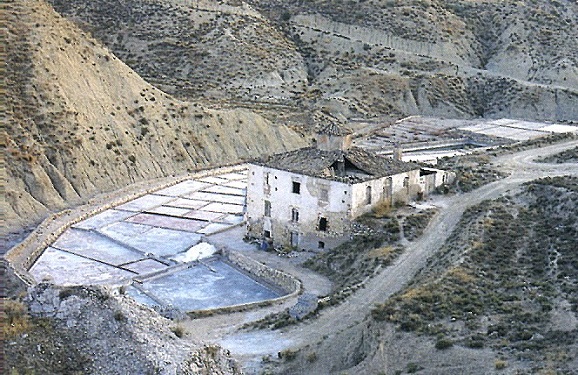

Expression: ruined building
xmin=246 ymin=124 xmax=453 ymax=250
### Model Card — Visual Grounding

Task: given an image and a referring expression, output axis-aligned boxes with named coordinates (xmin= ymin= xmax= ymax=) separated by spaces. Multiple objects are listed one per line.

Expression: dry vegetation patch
xmin=436 ymin=153 xmax=507 ymax=193
xmin=371 ymin=176 xmax=578 ymax=373
xmin=537 ymin=146 xmax=578 ymax=164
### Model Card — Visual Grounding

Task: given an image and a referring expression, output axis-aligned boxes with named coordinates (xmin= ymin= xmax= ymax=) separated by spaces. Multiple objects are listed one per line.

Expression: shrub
xmin=406 ymin=362 xmax=422 ymax=373
xmin=435 ymin=338 xmax=454 ymax=350
xmin=306 ymin=352 xmax=318 ymax=362
xmin=171 ymin=325 xmax=185 ymax=338
xmin=372 ymin=200 xmax=391 ymax=218
xmin=278 ymin=349 xmax=298 ymax=361
xmin=2 ymin=300 xmax=30 ymax=337
xmin=494 ymin=359 xmax=507 ymax=369
xmin=113 ymin=310 xmax=126 ymax=322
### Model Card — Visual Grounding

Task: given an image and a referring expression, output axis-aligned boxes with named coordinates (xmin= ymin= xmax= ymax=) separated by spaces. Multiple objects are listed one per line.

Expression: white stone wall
xmin=350 ymin=170 xmax=421 ymax=217
xmin=246 ymin=164 xmax=352 ymax=249
xmin=246 ymin=164 xmax=439 ymax=249
xmin=419 ymin=168 xmax=456 ymax=195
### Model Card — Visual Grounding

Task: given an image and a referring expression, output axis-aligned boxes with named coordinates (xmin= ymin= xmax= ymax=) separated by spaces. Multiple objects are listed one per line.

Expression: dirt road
xmin=218 ymin=139 xmax=578 ymax=371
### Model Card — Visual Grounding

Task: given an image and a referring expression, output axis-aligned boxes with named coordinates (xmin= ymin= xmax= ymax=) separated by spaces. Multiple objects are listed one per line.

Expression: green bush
xmin=435 ymin=338 xmax=454 ymax=350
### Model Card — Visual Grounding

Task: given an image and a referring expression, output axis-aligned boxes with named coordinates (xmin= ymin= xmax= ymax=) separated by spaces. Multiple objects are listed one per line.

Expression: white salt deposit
xmin=540 ymin=124 xmax=578 ymax=133
xmin=171 ymin=242 xmax=217 ymax=263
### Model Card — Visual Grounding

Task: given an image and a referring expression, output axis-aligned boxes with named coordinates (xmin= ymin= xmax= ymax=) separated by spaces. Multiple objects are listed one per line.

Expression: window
xmin=264 ymin=200 xmax=271 ymax=217
xmin=290 ymin=232 xmax=299 ymax=247
xmin=264 ymin=173 xmax=271 ymax=194
xmin=318 ymin=217 xmax=328 ymax=231
xmin=366 ymin=186 xmax=372 ymax=205
xmin=318 ymin=241 xmax=325 ymax=249
xmin=292 ymin=181 xmax=301 ymax=194
xmin=403 ymin=176 xmax=409 ymax=188
xmin=291 ymin=208 xmax=299 ymax=222
xmin=319 ymin=187 xmax=329 ymax=202
xmin=264 ymin=230 xmax=271 ymax=238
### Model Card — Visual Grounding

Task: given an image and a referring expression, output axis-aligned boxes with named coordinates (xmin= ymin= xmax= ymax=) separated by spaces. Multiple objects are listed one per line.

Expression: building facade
xmin=245 ymin=126 xmax=453 ymax=250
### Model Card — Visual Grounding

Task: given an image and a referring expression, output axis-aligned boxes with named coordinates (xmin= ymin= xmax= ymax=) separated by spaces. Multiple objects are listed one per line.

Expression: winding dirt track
xmin=219 ymin=139 xmax=578 ymax=370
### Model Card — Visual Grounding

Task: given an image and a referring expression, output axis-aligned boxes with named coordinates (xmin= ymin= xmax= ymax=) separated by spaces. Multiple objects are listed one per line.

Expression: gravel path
xmin=217 ymin=139 xmax=578 ymax=372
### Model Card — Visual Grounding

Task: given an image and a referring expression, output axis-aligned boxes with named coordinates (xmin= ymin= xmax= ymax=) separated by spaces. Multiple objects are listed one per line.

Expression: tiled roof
xmin=252 ymin=147 xmax=419 ymax=183
xmin=314 ymin=123 xmax=352 ymax=136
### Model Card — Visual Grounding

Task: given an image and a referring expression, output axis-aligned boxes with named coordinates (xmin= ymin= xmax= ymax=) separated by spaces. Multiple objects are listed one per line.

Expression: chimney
xmin=315 ymin=123 xmax=352 ymax=151
xmin=336 ymin=154 xmax=345 ymax=176
xmin=393 ymin=144 xmax=403 ymax=161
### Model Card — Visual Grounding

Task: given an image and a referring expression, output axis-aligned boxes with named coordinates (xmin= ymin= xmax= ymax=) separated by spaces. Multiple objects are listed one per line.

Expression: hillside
xmin=3 ymin=283 xmax=242 ymax=374
xmin=4 ymin=1 xmax=578 ymax=374
xmin=3 ymin=0 xmax=307 ymax=235
xmin=4 ymin=0 xmax=578 ymax=235
xmin=46 ymin=0 xmax=578 ymax=122
xmin=272 ymin=175 xmax=578 ymax=374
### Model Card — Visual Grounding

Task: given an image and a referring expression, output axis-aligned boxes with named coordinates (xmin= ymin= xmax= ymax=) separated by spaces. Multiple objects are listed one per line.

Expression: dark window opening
xmin=292 ymin=181 xmax=301 ymax=194
xmin=318 ymin=241 xmax=325 ymax=249
xmin=403 ymin=176 xmax=409 ymax=187
xmin=366 ymin=186 xmax=372 ymax=205
xmin=264 ymin=230 xmax=271 ymax=238
xmin=264 ymin=200 xmax=271 ymax=217
xmin=290 ymin=232 xmax=299 ymax=247
xmin=291 ymin=208 xmax=299 ymax=222
xmin=318 ymin=217 xmax=328 ymax=231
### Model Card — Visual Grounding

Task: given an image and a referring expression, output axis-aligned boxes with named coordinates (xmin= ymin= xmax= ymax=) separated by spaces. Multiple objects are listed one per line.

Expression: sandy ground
xmin=209 ymin=139 xmax=578 ymax=373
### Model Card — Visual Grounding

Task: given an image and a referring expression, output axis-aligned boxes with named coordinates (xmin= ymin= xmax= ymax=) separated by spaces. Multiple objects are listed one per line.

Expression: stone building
xmin=245 ymin=124 xmax=453 ymax=250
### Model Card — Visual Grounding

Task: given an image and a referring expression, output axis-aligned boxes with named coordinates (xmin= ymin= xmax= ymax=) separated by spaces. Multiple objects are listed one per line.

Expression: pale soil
xmin=5 ymin=140 xmax=576 ymax=374
xmin=203 ymin=139 xmax=578 ymax=374
xmin=4 ymin=0 xmax=307 ymax=235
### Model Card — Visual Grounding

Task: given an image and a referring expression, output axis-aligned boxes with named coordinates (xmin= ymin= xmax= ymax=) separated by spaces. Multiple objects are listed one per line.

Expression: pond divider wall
xmin=5 ymin=164 xmax=248 ymax=287
xmin=186 ymin=249 xmax=303 ymax=316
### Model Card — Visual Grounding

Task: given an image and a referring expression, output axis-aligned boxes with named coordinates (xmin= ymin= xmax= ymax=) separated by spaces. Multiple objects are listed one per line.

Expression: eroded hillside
xmin=3 ymin=283 xmax=242 ymax=374
xmin=46 ymin=0 xmax=578 ymax=122
xmin=275 ymin=176 xmax=578 ymax=374
xmin=3 ymin=0 xmax=307 ymax=235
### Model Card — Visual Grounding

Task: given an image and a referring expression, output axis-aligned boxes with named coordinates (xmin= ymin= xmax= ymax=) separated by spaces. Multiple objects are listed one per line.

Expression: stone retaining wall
xmin=185 ymin=250 xmax=303 ymax=316
xmin=225 ymin=250 xmax=301 ymax=296
xmin=5 ymin=164 xmax=248 ymax=286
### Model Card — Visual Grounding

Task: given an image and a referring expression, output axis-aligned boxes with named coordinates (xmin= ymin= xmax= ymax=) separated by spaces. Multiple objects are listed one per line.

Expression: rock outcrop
xmin=5 ymin=284 xmax=242 ymax=374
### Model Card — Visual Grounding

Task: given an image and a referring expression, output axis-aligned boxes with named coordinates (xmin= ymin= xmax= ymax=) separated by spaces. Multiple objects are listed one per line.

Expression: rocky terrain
xmin=262 ymin=147 xmax=578 ymax=375
xmin=5 ymin=0 xmax=578 ymax=235
xmin=4 ymin=0 xmax=578 ymax=374
xmin=4 ymin=0 xmax=307 ymax=236
xmin=46 ymin=0 xmax=578 ymax=123
xmin=3 ymin=280 xmax=242 ymax=374
xmin=367 ymin=177 xmax=578 ymax=374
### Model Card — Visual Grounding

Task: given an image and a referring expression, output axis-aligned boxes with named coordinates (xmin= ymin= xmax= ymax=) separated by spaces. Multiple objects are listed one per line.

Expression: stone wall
xmin=246 ymin=163 xmax=352 ymax=250
xmin=184 ymin=250 xmax=303 ymax=316
xmin=5 ymin=164 xmax=248 ymax=286
xmin=225 ymin=250 xmax=302 ymax=296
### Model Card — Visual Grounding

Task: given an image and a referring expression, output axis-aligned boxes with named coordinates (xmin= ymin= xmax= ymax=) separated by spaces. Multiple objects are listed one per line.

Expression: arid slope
xmin=46 ymin=0 xmax=578 ymax=123
xmin=3 ymin=0 xmax=307 ymax=235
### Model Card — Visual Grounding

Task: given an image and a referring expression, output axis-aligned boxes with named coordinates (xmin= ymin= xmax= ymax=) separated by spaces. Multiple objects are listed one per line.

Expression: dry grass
xmin=372 ymin=177 xmax=578 ymax=372
xmin=368 ymin=246 xmax=396 ymax=259
xmin=371 ymin=200 xmax=391 ymax=218
xmin=1 ymin=299 xmax=31 ymax=338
